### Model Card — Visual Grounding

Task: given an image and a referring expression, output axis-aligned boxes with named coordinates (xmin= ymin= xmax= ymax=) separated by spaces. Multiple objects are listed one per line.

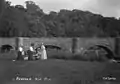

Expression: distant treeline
xmin=0 ymin=0 xmax=120 ymax=37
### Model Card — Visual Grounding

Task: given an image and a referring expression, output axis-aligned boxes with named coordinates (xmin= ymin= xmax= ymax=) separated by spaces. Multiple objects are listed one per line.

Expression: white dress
xmin=30 ymin=47 xmax=34 ymax=51
xmin=19 ymin=47 xmax=24 ymax=55
xmin=41 ymin=45 xmax=47 ymax=60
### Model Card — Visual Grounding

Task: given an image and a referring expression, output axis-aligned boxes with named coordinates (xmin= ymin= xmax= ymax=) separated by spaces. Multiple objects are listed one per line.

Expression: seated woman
xmin=34 ymin=48 xmax=41 ymax=60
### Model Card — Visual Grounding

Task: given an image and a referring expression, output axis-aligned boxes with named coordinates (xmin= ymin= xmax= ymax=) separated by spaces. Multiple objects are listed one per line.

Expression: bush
xmin=70 ymin=54 xmax=88 ymax=61
xmin=47 ymin=50 xmax=110 ymax=62
xmin=48 ymin=51 xmax=72 ymax=60
xmin=48 ymin=51 xmax=95 ymax=61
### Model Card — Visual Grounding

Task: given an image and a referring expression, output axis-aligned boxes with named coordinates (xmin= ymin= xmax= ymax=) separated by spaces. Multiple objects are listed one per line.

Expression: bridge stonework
xmin=75 ymin=38 xmax=115 ymax=55
xmin=0 ymin=37 xmax=120 ymax=57
xmin=0 ymin=38 xmax=17 ymax=50
xmin=20 ymin=37 xmax=72 ymax=53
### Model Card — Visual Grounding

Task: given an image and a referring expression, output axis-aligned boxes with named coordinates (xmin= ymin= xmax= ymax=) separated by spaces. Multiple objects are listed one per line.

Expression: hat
xmin=19 ymin=44 xmax=23 ymax=47
xmin=31 ymin=43 xmax=34 ymax=46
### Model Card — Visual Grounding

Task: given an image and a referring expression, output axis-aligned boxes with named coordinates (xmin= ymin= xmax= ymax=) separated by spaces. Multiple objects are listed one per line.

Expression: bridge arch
xmin=35 ymin=44 xmax=62 ymax=50
xmin=82 ymin=44 xmax=115 ymax=60
xmin=0 ymin=44 xmax=14 ymax=53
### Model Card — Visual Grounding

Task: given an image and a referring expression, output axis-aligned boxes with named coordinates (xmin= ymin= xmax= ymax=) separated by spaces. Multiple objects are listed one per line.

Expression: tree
xmin=0 ymin=0 xmax=5 ymax=23
xmin=0 ymin=1 xmax=30 ymax=37
xmin=0 ymin=0 xmax=120 ymax=37
xmin=25 ymin=1 xmax=44 ymax=15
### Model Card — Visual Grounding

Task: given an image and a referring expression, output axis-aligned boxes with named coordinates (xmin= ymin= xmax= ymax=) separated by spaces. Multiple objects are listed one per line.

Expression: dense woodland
xmin=0 ymin=0 xmax=120 ymax=37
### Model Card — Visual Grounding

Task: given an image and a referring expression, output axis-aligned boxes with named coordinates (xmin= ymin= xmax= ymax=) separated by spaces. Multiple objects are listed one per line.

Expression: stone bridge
xmin=0 ymin=37 xmax=119 ymax=57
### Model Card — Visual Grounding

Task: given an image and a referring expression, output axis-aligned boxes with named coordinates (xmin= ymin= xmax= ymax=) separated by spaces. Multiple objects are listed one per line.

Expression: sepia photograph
xmin=0 ymin=0 xmax=120 ymax=84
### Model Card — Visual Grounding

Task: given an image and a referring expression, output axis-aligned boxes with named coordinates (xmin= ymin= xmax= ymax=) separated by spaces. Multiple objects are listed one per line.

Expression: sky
xmin=7 ymin=0 xmax=120 ymax=18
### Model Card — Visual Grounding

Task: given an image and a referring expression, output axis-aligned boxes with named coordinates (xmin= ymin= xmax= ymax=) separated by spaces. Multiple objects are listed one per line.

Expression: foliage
xmin=0 ymin=0 xmax=120 ymax=37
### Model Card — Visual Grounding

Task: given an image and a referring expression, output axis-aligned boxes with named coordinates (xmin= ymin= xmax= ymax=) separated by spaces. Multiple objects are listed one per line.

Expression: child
xmin=35 ymin=48 xmax=41 ymax=60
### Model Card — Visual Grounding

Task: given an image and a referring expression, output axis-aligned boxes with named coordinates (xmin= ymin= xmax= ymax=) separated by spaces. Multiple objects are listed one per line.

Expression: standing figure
xmin=28 ymin=43 xmax=34 ymax=60
xmin=41 ymin=43 xmax=47 ymax=60
xmin=16 ymin=45 xmax=24 ymax=60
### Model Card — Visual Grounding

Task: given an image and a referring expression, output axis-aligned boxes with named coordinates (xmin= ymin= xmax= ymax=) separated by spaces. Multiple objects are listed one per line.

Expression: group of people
xmin=16 ymin=43 xmax=47 ymax=61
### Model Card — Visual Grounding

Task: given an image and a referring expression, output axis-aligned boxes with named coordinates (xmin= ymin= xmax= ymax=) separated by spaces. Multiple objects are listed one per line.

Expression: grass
xmin=0 ymin=59 xmax=106 ymax=84
xmin=0 ymin=51 xmax=120 ymax=84
xmin=0 ymin=59 xmax=120 ymax=84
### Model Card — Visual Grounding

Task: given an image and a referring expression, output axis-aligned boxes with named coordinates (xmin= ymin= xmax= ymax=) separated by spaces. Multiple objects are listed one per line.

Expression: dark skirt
xmin=27 ymin=50 xmax=34 ymax=60
xmin=16 ymin=51 xmax=24 ymax=60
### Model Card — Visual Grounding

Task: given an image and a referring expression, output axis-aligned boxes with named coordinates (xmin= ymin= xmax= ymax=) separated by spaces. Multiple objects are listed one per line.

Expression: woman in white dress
xmin=40 ymin=43 xmax=47 ymax=60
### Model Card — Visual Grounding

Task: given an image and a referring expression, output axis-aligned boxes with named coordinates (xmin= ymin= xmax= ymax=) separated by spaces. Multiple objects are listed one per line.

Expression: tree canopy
xmin=0 ymin=0 xmax=120 ymax=37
